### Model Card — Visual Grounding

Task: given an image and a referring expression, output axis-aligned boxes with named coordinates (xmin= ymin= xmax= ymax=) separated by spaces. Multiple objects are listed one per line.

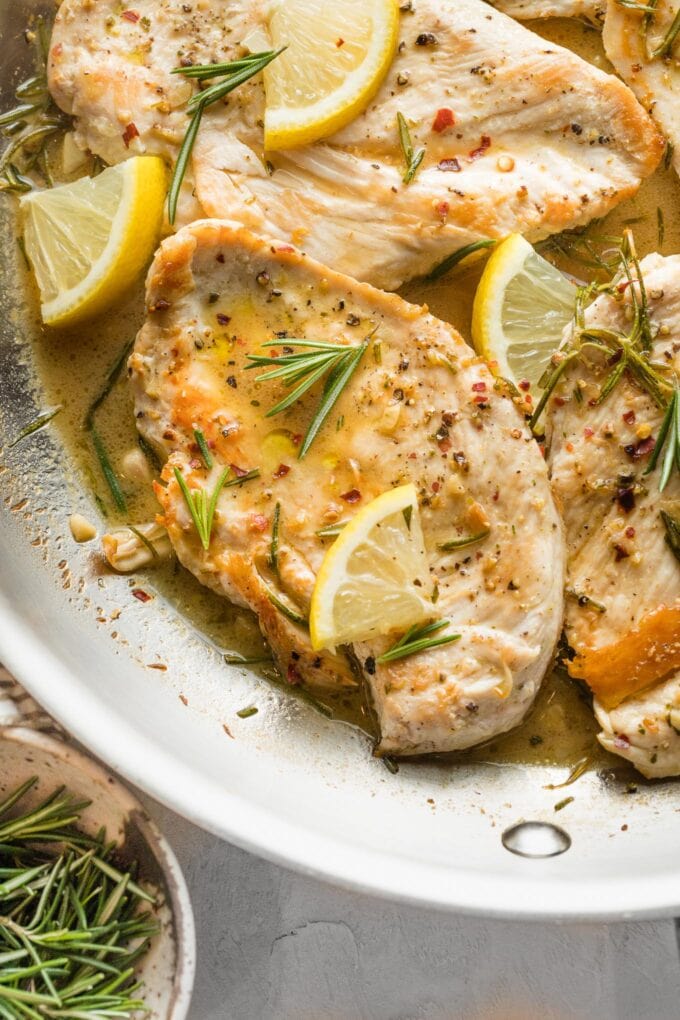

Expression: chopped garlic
xmin=69 ymin=513 xmax=97 ymax=544
xmin=102 ymin=522 xmax=172 ymax=573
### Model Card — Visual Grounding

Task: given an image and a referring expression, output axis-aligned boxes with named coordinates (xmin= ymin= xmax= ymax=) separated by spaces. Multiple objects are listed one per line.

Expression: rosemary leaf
xmin=193 ymin=427 xmax=213 ymax=468
xmin=397 ymin=112 xmax=425 ymax=185
xmin=174 ymin=465 xmax=230 ymax=550
xmin=643 ymin=387 xmax=679 ymax=491
xmin=426 ymin=239 xmax=496 ymax=282
xmin=439 ymin=528 xmax=490 ymax=552
xmin=236 ymin=705 xmax=258 ymax=718
xmin=269 ymin=502 xmax=281 ymax=575
xmin=660 ymin=509 xmax=680 ymax=563
xmin=9 ymin=405 xmax=62 ymax=447
xmin=377 ymin=619 xmax=460 ymax=664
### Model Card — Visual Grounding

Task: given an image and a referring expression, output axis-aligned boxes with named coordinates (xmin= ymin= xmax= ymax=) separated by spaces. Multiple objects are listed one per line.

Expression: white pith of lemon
xmin=309 ymin=483 xmax=434 ymax=652
xmin=471 ymin=234 xmax=576 ymax=389
xmin=21 ymin=156 xmax=167 ymax=328
xmin=263 ymin=0 xmax=400 ymax=151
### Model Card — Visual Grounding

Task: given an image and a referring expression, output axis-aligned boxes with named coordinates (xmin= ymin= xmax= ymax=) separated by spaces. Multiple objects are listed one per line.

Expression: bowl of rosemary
xmin=0 ymin=726 xmax=196 ymax=1019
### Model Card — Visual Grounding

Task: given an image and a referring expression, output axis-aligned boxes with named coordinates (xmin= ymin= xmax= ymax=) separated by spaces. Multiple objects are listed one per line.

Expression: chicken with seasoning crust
xmin=48 ymin=0 xmax=663 ymax=290
xmin=129 ymin=220 xmax=565 ymax=755
xmin=544 ymin=252 xmax=680 ymax=778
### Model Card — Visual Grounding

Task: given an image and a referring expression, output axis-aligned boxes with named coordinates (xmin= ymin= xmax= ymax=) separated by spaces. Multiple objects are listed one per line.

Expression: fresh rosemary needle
xmin=174 ymin=465 xmax=230 ymax=551
xmin=0 ymin=777 xmax=158 ymax=1019
xmin=168 ymin=48 xmax=285 ymax=224
xmin=377 ymin=619 xmax=460 ymax=664
xmin=439 ymin=528 xmax=490 ymax=552
xmin=246 ymin=338 xmax=369 ymax=458
xmin=396 ymin=111 xmax=425 ymax=185
xmin=643 ymin=385 xmax=680 ymax=492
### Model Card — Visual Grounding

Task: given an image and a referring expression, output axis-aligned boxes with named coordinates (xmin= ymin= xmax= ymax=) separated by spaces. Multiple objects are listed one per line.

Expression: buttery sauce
xmin=17 ymin=17 xmax=680 ymax=772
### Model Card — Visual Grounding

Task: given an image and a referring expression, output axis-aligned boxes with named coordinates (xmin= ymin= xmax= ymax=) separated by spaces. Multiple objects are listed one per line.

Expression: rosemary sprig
xmin=316 ymin=520 xmax=349 ymax=538
xmin=174 ymin=465 xmax=230 ymax=550
xmin=439 ymin=528 xmax=490 ymax=552
xmin=269 ymin=502 xmax=281 ymax=575
xmin=531 ymin=231 xmax=673 ymax=434
xmin=0 ymin=16 xmax=71 ymax=192
xmin=193 ymin=428 xmax=213 ymax=469
xmin=397 ymin=112 xmax=425 ymax=185
xmin=168 ymin=48 xmax=285 ymax=224
xmin=0 ymin=778 xmax=157 ymax=1019
xmin=643 ymin=386 xmax=680 ymax=491
xmin=9 ymin=406 xmax=62 ymax=447
xmin=376 ymin=619 xmax=460 ymax=664
xmin=246 ymin=338 xmax=369 ymax=458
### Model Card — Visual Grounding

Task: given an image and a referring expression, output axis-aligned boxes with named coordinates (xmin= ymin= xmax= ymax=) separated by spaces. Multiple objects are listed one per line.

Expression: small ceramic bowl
xmin=0 ymin=726 xmax=196 ymax=1019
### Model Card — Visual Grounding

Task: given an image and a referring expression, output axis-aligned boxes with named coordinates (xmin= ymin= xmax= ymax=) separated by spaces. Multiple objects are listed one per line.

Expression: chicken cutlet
xmin=544 ymin=252 xmax=680 ymax=778
xmin=130 ymin=219 xmax=565 ymax=754
xmin=49 ymin=0 xmax=663 ymax=290
xmin=603 ymin=0 xmax=680 ymax=177
xmin=491 ymin=0 xmax=603 ymax=23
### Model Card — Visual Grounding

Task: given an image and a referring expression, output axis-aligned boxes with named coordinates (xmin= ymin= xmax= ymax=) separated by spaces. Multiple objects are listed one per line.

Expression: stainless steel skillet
xmin=2 ymin=0 xmax=680 ymax=922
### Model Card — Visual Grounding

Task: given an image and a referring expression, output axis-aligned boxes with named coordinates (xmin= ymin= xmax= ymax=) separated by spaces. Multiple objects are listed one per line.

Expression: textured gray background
xmin=142 ymin=794 xmax=680 ymax=1020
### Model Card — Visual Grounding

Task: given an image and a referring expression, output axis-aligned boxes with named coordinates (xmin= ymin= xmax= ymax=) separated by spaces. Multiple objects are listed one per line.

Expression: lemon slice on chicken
xmin=21 ymin=156 xmax=167 ymax=328
xmin=264 ymin=0 xmax=400 ymax=151
xmin=310 ymin=483 xmax=434 ymax=652
xmin=471 ymin=234 xmax=576 ymax=389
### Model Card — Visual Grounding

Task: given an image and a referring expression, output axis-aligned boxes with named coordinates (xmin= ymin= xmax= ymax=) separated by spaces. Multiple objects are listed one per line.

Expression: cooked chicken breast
xmin=603 ymin=0 xmax=680 ymax=176
xmin=49 ymin=0 xmax=662 ymax=290
xmin=130 ymin=220 xmax=564 ymax=754
xmin=491 ymin=0 xmax=603 ymax=23
xmin=545 ymin=253 xmax=680 ymax=778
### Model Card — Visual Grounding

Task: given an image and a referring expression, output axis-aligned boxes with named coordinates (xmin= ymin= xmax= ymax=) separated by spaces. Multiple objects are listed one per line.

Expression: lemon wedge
xmin=263 ymin=0 xmax=400 ymax=151
xmin=310 ymin=483 xmax=434 ymax=652
xmin=471 ymin=234 xmax=576 ymax=389
xmin=21 ymin=156 xmax=167 ymax=328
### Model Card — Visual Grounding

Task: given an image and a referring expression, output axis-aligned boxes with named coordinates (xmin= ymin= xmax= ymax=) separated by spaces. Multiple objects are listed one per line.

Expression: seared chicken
xmin=545 ymin=253 xmax=680 ymax=778
xmin=130 ymin=220 xmax=565 ymax=754
xmin=49 ymin=0 xmax=662 ymax=290
xmin=603 ymin=0 xmax=680 ymax=177
xmin=491 ymin=0 xmax=603 ymax=22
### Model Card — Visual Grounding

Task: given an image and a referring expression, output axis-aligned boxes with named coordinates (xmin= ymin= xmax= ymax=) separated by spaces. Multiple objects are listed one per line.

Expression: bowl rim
xmin=0 ymin=723 xmax=196 ymax=1019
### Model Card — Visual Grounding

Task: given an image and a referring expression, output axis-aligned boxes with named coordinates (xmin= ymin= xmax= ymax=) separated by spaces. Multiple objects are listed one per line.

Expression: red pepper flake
xmin=336 ymin=37 xmax=345 ymax=46
xmin=121 ymin=9 xmax=140 ymax=21
xmin=408 ymin=451 xmax=417 ymax=460
xmin=625 ymin=526 xmax=636 ymax=539
xmin=553 ymin=396 xmax=566 ymax=407
xmin=122 ymin=122 xmax=139 ymax=148
xmin=287 ymin=662 xmax=302 ymax=686
xmin=438 ymin=157 xmax=461 ymax=172
xmin=292 ymin=433 xmax=303 ymax=446
xmin=614 ymin=733 xmax=631 ymax=749
xmin=473 ymin=395 xmax=488 ymax=405
xmin=438 ymin=438 xmax=452 ymax=453
xmin=341 ymin=488 xmax=362 ymax=503
xmin=538 ymin=443 xmax=546 ymax=458
xmin=469 ymin=135 xmax=491 ymax=160
xmin=518 ymin=379 xmax=531 ymax=392
xmin=274 ymin=463 xmax=290 ymax=478
xmin=150 ymin=298 xmax=170 ymax=312
xmin=432 ymin=480 xmax=441 ymax=493
xmin=614 ymin=543 xmax=630 ymax=562
xmin=617 ymin=280 xmax=631 ymax=294
xmin=276 ymin=244 xmax=295 ymax=253
xmin=565 ymin=442 xmax=574 ymax=453
xmin=583 ymin=426 xmax=594 ymax=438
xmin=432 ymin=107 xmax=456 ymax=133
xmin=132 ymin=588 xmax=151 ymax=603
xmin=249 ymin=514 xmax=268 ymax=532
xmin=435 ymin=201 xmax=449 ymax=218
xmin=230 ymin=463 xmax=248 ymax=477
xmin=492 ymin=489 xmax=500 ymax=502
xmin=622 ymin=410 xmax=636 ymax=425
xmin=624 ymin=435 xmax=655 ymax=461
xmin=471 ymin=381 xmax=487 ymax=392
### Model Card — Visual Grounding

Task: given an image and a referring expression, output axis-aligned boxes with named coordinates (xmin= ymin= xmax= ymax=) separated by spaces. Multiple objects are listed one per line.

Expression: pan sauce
xmin=17 ymin=17 xmax=680 ymax=773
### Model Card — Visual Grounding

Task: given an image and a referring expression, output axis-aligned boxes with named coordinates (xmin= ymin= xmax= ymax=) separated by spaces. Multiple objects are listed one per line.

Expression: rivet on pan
xmin=502 ymin=820 xmax=571 ymax=858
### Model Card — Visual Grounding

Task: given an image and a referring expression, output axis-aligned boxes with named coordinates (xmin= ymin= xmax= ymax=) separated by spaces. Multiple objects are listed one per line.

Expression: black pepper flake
xmin=624 ymin=435 xmax=655 ymax=461
xmin=465 ymin=702 xmax=479 ymax=713
xmin=365 ymin=656 xmax=376 ymax=675
xmin=415 ymin=32 xmax=437 ymax=45
xmin=571 ymin=123 xmax=583 ymax=135
xmin=216 ymin=253 xmax=225 ymax=263
xmin=208 ymin=292 xmax=220 ymax=304
xmin=346 ymin=313 xmax=361 ymax=326
xmin=226 ymin=375 xmax=237 ymax=388
xmin=613 ymin=543 xmax=630 ymax=562
xmin=616 ymin=486 xmax=636 ymax=512
xmin=216 ymin=312 xmax=231 ymax=325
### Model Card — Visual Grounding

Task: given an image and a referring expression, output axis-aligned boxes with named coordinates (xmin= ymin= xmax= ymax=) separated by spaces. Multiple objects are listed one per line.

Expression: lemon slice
xmin=21 ymin=156 xmax=167 ymax=328
xmin=310 ymin=483 xmax=434 ymax=652
xmin=264 ymin=0 xmax=399 ymax=151
xmin=471 ymin=234 xmax=576 ymax=389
